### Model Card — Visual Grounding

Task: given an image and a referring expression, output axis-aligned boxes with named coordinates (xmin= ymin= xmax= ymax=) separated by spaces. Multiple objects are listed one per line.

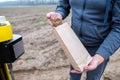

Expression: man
xmin=46 ymin=0 xmax=120 ymax=80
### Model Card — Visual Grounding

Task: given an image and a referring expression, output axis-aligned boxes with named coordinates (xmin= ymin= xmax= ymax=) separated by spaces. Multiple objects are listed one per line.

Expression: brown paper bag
xmin=53 ymin=23 xmax=92 ymax=71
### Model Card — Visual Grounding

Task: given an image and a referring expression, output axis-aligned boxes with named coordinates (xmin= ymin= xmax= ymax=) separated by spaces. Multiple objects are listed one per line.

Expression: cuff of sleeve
xmin=96 ymin=46 xmax=111 ymax=60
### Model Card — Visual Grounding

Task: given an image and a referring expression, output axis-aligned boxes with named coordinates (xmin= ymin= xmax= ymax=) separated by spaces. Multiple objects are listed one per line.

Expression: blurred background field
xmin=0 ymin=5 xmax=120 ymax=80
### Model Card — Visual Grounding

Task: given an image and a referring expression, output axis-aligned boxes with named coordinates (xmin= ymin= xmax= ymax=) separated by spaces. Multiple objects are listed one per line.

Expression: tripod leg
xmin=4 ymin=64 xmax=13 ymax=80
xmin=7 ymin=63 xmax=15 ymax=80
xmin=0 ymin=64 xmax=6 ymax=80
xmin=0 ymin=63 xmax=13 ymax=80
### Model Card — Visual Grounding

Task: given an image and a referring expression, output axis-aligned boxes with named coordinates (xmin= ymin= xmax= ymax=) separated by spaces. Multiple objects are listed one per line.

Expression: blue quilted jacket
xmin=55 ymin=0 xmax=120 ymax=60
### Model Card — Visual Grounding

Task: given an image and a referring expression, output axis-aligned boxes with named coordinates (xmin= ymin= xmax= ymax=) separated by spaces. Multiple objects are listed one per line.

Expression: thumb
xmin=46 ymin=13 xmax=51 ymax=19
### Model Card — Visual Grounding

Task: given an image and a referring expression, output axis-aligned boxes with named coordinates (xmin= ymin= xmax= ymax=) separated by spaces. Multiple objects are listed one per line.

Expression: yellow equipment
xmin=0 ymin=16 xmax=24 ymax=80
xmin=0 ymin=21 xmax=13 ymax=42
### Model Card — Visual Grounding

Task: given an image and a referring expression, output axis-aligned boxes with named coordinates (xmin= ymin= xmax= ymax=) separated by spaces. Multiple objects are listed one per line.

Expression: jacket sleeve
xmin=55 ymin=0 xmax=71 ymax=20
xmin=96 ymin=0 xmax=120 ymax=60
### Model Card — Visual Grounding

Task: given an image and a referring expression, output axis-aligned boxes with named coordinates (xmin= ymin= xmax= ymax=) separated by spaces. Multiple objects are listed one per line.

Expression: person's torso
xmin=69 ymin=0 xmax=112 ymax=46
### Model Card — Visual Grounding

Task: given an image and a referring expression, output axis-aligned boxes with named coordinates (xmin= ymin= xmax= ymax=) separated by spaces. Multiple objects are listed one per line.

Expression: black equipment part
xmin=0 ymin=34 xmax=24 ymax=63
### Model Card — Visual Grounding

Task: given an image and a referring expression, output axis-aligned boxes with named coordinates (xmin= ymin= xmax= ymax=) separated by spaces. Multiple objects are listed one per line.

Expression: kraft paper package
xmin=53 ymin=23 xmax=92 ymax=71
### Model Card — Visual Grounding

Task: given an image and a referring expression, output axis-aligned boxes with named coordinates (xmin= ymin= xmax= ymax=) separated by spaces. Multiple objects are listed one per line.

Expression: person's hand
xmin=46 ymin=12 xmax=62 ymax=27
xmin=84 ymin=54 xmax=104 ymax=72
xmin=70 ymin=54 xmax=104 ymax=74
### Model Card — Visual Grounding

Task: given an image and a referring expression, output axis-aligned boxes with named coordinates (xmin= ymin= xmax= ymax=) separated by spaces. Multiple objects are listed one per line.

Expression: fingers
xmin=46 ymin=12 xmax=62 ymax=27
xmin=84 ymin=65 xmax=97 ymax=72
xmin=84 ymin=57 xmax=99 ymax=72
xmin=70 ymin=70 xmax=82 ymax=74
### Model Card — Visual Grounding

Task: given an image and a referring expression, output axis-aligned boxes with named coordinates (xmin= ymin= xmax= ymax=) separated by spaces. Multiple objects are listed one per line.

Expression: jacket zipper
xmin=80 ymin=0 xmax=86 ymax=37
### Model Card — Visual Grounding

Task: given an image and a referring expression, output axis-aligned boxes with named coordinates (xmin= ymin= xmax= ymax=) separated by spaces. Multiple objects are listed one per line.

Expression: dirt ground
xmin=0 ymin=5 xmax=120 ymax=80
